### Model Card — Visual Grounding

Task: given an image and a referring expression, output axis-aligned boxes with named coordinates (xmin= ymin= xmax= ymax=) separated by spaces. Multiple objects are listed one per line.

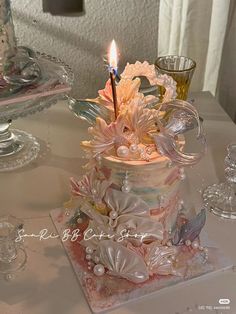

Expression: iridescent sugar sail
xmin=70 ymin=61 xmax=208 ymax=284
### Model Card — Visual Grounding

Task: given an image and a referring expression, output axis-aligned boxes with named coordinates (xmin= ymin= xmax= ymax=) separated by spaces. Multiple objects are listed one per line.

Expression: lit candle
xmin=108 ymin=39 xmax=118 ymax=119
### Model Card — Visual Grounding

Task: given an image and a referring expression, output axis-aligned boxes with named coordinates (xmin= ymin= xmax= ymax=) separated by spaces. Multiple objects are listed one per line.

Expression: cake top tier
xmin=80 ymin=61 xmax=205 ymax=167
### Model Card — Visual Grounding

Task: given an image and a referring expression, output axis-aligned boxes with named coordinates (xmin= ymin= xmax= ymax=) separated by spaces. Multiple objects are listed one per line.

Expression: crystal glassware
xmin=0 ymin=0 xmax=73 ymax=172
xmin=203 ymin=144 xmax=236 ymax=219
xmin=155 ymin=55 xmax=196 ymax=100
xmin=0 ymin=49 xmax=73 ymax=172
xmin=0 ymin=215 xmax=27 ymax=279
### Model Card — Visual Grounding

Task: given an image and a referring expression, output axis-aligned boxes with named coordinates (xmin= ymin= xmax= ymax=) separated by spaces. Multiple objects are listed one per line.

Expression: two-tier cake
xmin=70 ymin=61 xmax=207 ymax=283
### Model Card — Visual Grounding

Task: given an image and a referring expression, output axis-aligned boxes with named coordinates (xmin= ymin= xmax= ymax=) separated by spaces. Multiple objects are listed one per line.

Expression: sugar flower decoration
xmin=98 ymin=77 xmax=143 ymax=112
xmin=70 ymin=169 xmax=111 ymax=203
xmin=81 ymin=115 xmax=128 ymax=156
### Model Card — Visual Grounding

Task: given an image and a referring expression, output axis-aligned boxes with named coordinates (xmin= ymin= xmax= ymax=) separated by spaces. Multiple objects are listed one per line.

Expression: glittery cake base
xmin=50 ymin=208 xmax=232 ymax=314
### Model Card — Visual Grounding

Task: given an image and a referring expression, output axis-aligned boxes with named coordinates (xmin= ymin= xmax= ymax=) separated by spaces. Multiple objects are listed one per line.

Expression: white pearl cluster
xmin=177 ymin=199 xmax=184 ymax=211
xmin=116 ymin=144 xmax=140 ymax=159
xmin=129 ymin=143 xmax=138 ymax=154
xmin=117 ymin=145 xmax=129 ymax=158
xmin=116 ymin=144 xmax=150 ymax=161
xmin=85 ymin=246 xmax=106 ymax=276
xmin=184 ymin=239 xmax=209 ymax=261
xmin=121 ymin=171 xmax=131 ymax=193
xmin=179 ymin=167 xmax=186 ymax=181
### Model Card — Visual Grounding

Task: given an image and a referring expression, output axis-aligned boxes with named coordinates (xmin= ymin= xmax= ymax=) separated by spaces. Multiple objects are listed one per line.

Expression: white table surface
xmin=0 ymin=91 xmax=236 ymax=314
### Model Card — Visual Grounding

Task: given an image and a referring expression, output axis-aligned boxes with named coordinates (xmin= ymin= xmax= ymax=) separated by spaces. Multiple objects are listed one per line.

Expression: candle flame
xmin=109 ymin=39 xmax=118 ymax=70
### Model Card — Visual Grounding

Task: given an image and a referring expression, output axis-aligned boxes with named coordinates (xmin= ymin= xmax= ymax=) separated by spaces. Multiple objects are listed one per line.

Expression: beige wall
xmin=12 ymin=0 xmax=159 ymax=99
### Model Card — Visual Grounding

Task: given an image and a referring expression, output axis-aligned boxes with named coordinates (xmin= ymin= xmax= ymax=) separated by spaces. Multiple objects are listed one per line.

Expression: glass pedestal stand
xmin=0 ymin=121 xmax=40 ymax=171
xmin=203 ymin=144 xmax=236 ymax=219
xmin=0 ymin=52 xmax=73 ymax=172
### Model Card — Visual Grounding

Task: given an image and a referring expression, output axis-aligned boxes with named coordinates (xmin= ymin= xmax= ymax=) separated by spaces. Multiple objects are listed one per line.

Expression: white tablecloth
xmin=0 ymin=92 xmax=236 ymax=314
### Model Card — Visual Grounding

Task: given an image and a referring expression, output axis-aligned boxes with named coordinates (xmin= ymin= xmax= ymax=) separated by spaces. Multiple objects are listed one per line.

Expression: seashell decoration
xmin=97 ymin=240 xmax=149 ymax=283
xmin=70 ymin=169 xmax=111 ymax=203
xmin=145 ymin=242 xmax=178 ymax=276
xmin=124 ymin=101 xmax=160 ymax=142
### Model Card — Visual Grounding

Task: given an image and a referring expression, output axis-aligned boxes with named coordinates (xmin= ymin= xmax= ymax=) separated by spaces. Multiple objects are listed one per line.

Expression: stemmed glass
xmin=203 ymin=144 xmax=236 ymax=219
xmin=0 ymin=215 xmax=27 ymax=280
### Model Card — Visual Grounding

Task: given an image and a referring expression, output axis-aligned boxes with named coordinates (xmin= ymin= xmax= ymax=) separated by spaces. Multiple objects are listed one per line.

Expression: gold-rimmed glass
xmin=155 ymin=55 xmax=196 ymax=100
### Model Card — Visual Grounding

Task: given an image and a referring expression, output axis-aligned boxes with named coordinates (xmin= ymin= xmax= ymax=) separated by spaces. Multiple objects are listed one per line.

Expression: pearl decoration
xmin=179 ymin=168 xmax=186 ymax=181
xmin=159 ymin=195 xmax=166 ymax=206
xmin=5 ymin=273 xmax=15 ymax=281
xmin=91 ymin=188 xmax=97 ymax=195
xmin=109 ymin=210 xmax=118 ymax=219
xmin=121 ymin=171 xmax=131 ymax=193
xmin=185 ymin=240 xmax=191 ymax=246
xmin=86 ymin=247 xmax=94 ymax=254
xmin=86 ymin=254 xmax=92 ymax=261
xmin=191 ymin=240 xmax=199 ymax=249
xmin=93 ymin=264 xmax=105 ymax=276
xmin=129 ymin=144 xmax=138 ymax=153
xmin=146 ymin=147 xmax=153 ymax=155
xmin=123 ymin=179 xmax=129 ymax=185
xmin=117 ymin=145 xmax=129 ymax=158
xmin=96 ymin=154 xmax=102 ymax=162
xmin=77 ymin=218 xmax=83 ymax=224
xmin=80 ymin=185 xmax=86 ymax=191
xmin=121 ymin=185 xmax=131 ymax=193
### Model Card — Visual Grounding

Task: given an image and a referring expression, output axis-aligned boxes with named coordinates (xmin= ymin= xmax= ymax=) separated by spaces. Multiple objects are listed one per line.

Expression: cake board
xmin=50 ymin=207 xmax=233 ymax=314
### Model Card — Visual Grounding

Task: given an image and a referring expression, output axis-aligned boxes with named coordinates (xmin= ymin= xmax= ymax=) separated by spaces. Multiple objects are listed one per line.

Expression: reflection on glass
xmin=155 ymin=55 xmax=196 ymax=101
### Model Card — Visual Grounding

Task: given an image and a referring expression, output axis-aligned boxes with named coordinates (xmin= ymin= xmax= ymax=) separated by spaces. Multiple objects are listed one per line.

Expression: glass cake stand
xmin=0 ymin=49 xmax=73 ymax=172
